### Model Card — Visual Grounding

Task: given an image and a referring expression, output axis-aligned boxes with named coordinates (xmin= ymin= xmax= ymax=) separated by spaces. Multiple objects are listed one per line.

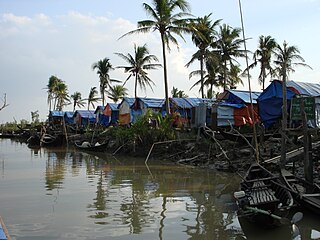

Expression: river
xmin=0 ymin=138 xmax=319 ymax=240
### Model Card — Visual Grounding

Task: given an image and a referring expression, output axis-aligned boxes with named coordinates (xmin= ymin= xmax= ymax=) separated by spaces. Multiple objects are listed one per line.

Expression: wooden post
xmin=300 ymin=98 xmax=313 ymax=185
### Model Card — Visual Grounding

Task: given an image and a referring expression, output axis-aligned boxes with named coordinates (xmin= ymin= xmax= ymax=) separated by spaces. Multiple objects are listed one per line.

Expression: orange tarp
xmin=119 ymin=113 xmax=130 ymax=125
xmin=234 ymin=105 xmax=259 ymax=126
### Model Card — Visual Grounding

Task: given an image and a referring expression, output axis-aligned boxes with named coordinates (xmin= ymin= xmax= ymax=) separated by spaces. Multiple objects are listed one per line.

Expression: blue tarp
xmin=117 ymin=97 xmax=135 ymax=109
xmin=286 ymin=81 xmax=320 ymax=97
xmin=223 ymin=90 xmax=261 ymax=104
xmin=49 ymin=111 xmax=64 ymax=117
xmin=136 ymin=98 xmax=165 ymax=109
xmin=258 ymin=80 xmax=296 ymax=128
xmin=64 ymin=111 xmax=74 ymax=124
xmin=108 ymin=103 xmax=119 ymax=111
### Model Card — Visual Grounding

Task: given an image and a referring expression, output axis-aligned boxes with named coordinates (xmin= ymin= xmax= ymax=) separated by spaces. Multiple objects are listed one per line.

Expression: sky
xmin=0 ymin=0 xmax=319 ymax=123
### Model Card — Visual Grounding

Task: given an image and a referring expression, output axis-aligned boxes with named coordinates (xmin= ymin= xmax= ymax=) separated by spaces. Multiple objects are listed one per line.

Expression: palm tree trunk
xmin=161 ymin=33 xmax=171 ymax=115
xmin=281 ymin=68 xmax=287 ymax=166
xmin=200 ymin=51 xmax=204 ymax=98
xmin=135 ymin=74 xmax=138 ymax=98
xmin=223 ymin=60 xmax=227 ymax=90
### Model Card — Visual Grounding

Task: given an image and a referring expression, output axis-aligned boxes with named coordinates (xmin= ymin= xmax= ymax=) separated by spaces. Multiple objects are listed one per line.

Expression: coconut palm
xmin=228 ymin=64 xmax=244 ymax=89
xmin=55 ymin=81 xmax=69 ymax=111
xmin=46 ymin=75 xmax=61 ymax=111
xmin=171 ymin=86 xmax=188 ymax=98
xmin=212 ymin=24 xmax=247 ymax=90
xmin=92 ymin=58 xmax=120 ymax=106
xmin=120 ymin=0 xmax=193 ymax=114
xmin=186 ymin=13 xmax=221 ymax=98
xmin=115 ymin=44 xmax=161 ymax=98
xmin=106 ymin=85 xmax=128 ymax=103
xmin=273 ymin=40 xmax=312 ymax=165
xmin=70 ymin=91 xmax=85 ymax=111
xmin=247 ymin=35 xmax=277 ymax=90
xmin=87 ymin=87 xmax=100 ymax=110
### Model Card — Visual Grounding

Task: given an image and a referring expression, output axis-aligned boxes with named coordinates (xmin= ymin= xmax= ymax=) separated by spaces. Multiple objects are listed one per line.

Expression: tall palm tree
xmin=186 ymin=13 xmax=221 ymax=98
xmin=120 ymin=0 xmax=192 ymax=114
xmin=106 ymin=85 xmax=128 ymax=103
xmin=55 ymin=81 xmax=69 ymax=111
xmin=247 ymin=35 xmax=277 ymax=90
xmin=87 ymin=87 xmax=99 ymax=110
xmin=115 ymin=44 xmax=161 ymax=98
xmin=70 ymin=91 xmax=85 ymax=111
xmin=92 ymin=58 xmax=120 ymax=106
xmin=273 ymin=40 xmax=312 ymax=165
xmin=212 ymin=24 xmax=247 ymax=90
xmin=46 ymin=75 xmax=61 ymax=111
xmin=228 ymin=64 xmax=244 ymax=89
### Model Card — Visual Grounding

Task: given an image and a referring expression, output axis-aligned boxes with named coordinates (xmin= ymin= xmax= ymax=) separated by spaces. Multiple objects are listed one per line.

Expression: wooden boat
xmin=281 ymin=169 xmax=320 ymax=215
xmin=74 ymin=140 xmax=108 ymax=152
xmin=0 ymin=216 xmax=11 ymax=240
xmin=234 ymin=163 xmax=294 ymax=227
xmin=41 ymin=134 xmax=65 ymax=147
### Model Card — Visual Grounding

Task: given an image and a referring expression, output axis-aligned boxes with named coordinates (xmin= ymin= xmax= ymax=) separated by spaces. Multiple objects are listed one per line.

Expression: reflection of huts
xmin=132 ymin=98 xmax=165 ymax=122
xmin=215 ymin=89 xmax=261 ymax=127
xmin=64 ymin=111 xmax=74 ymax=124
xmin=73 ymin=110 xmax=96 ymax=126
xmin=118 ymin=97 xmax=135 ymax=125
xmin=103 ymin=103 xmax=119 ymax=126
xmin=258 ymin=80 xmax=320 ymax=128
xmin=94 ymin=106 xmax=108 ymax=126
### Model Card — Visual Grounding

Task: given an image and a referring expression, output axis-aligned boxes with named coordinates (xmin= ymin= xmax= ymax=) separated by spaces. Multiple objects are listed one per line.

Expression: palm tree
xmin=186 ymin=13 xmax=221 ymax=98
xmin=273 ymin=40 xmax=312 ymax=165
xmin=228 ymin=64 xmax=244 ymax=89
xmin=247 ymin=35 xmax=277 ymax=90
xmin=92 ymin=58 xmax=120 ymax=106
xmin=171 ymin=86 xmax=188 ymax=98
xmin=106 ymin=85 xmax=128 ymax=103
xmin=87 ymin=87 xmax=99 ymax=110
xmin=120 ymin=0 xmax=192 ymax=114
xmin=55 ymin=81 xmax=69 ymax=111
xmin=70 ymin=91 xmax=85 ymax=111
xmin=212 ymin=24 xmax=247 ymax=90
xmin=46 ymin=75 xmax=61 ymax=111
xmin=115 ymin=44 xmax=161 ymax=98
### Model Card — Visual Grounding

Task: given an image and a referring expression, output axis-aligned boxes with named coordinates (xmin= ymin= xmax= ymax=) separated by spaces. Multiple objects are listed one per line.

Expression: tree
xmin=0 ymin=94 xmax=9 ymax=111
xmin=70 ymin=91 xmax=85 ymax=111
xmin=228 ymin=64 xmax=244 ymax=89
xmin=212 ymin=24 xmax=247 ymax=90
xmin=55 ymin=81 xmax=69 ymax=111
xmin=106 ymin=85 xmax=128 ymax=103
xmin=87 ymin=87 xmax=99 ymax=110
xmin=121 ymin=0 xmax=192 ymax=114
xmin=92 ymin=58 xmax=120 ymax=106
xmin=171 ymin=86 xmax=188 ymax=98
xmin=186 ymin=13 xmax=221 ymax=98
xmin=115 ymin=44 xmax=161 ymax=98
xmin=273 ymin=40 xmax=312 ymax=165
xmin=247 ymin=35 xmax=277 ymax=90
xmin=46 ymin=75 xmax=61 ymax=111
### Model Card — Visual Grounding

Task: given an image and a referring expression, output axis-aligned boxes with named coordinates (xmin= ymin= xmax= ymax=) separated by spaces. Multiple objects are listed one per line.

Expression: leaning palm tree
xmin=55 ymin=81 xmax=69 ymax=111
xmin=70 ymin=91 xmax=85 ymax=111
xmin=87 ymin=87 xmax=100 ymax=110
xmin=212 ymin=24 xmax=247 ymax=90
xmin=106 ymin=85 xmax=128 ymax=103
xmin=247 ymin=35 xmax=277 ymax=90
xmin=115 ymin=44 xmax=162 ymax=98
xmin=46 ymin=75 xmax=61 ymax=112
xmin=120 ymin=0 xmax=193 ymax=114
xmin=273 ymin=40 xmax=312 ymax=165
xmin=186 ymin=13 xmax=221 ymax=98
xmin=92 ymin=58 xmax=120 ymax=106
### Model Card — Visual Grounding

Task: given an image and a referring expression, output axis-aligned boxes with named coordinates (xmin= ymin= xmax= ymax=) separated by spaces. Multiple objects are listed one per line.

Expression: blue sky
xmin=0 ymin=0 xmax=319 ymax=123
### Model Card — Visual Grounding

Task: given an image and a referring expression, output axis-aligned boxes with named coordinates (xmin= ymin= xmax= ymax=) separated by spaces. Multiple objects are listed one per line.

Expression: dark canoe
xmin=74 ymin=141 xmax=108 ymax=152
xmin=41 ymin=134 xmax=65 ymax=147
xmin=234 ymin=163 xmax=294 ymax=227
xmin=281 ymin=169 xmax=320 ymax=215
xmin=0 ymin=216 xmax=11 ymax=240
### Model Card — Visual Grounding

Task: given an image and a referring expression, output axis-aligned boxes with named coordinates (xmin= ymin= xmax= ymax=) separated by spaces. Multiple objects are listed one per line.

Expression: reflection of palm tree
xmin=115 ymin=44 xmax=161 ymax=98
xmin=121 ymin=0 xmax=192 ymax=114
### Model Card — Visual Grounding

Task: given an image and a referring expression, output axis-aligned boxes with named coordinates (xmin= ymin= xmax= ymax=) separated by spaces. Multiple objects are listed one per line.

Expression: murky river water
xmin=0 ymin=138 xmax=320 ymax=240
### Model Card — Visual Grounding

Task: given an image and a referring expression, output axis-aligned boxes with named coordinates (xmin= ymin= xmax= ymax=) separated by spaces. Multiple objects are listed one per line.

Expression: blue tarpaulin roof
xmin=64 ymin=111 xmax=74 ymax=118
xmin=258 ymin=80 xmax=297 ymax=128
xmin=137 ymin=98 xmax=165 ymax=108
xmin=286 ymin=81 xmax=320 ymax=97
xmin=49 ymin=111 xmax=64 ymax=117
xmin=185 ymin=98 xmax=215 ymax=107
xmin=73 ymin=110 xmax=96 ymax=118
xmin=170 ymin=98 xmax=193 ymax=109
xmin=94 ymin=106 xmax=104 ymax=114
xmin=222 ymin=90 xmax=261 ymax=104
xmin=107 ymin=103 xmax=119 ymax=111
xmin=118 ymin=97 xmax=135 ymax=109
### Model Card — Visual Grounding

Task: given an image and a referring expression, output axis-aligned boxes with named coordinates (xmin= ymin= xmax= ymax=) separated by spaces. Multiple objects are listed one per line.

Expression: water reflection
xmin=1 ymin=139 xmax=320 ymax=239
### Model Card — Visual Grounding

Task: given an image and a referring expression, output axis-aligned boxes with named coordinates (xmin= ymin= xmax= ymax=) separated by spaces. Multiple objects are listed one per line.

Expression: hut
xmin=131 ymin=98 xmax=165 ymax=122
xmin=64 ymin=111 xmax=74 ymax=124
xmin=216 ymin=89 xmax=261 ymax=127
xmin=94 ymin=106 xmax=108 ymax=126
xmin=118 ymin=97 xmax=135 ymax=125
xmin=48 ymin=111 xmax=64 ymax=126
xmin=73 ymin=110 xmax=96 ymax=127
xmin=103 ymin=103 xmax=119 ymax=126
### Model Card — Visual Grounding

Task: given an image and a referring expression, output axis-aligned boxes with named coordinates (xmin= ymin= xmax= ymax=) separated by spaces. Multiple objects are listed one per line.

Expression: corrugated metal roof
xmin=138 ymin=98 xmax=165 ymax=108
xmin=227 ymin=90 xmax=261 ymax=104
xmin=286 ymin=81 xmax=320 ymax=97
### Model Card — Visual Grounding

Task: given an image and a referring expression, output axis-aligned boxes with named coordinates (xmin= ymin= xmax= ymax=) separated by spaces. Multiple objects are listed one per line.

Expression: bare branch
xmin=0 ymin=94 xmax=9 ymax=111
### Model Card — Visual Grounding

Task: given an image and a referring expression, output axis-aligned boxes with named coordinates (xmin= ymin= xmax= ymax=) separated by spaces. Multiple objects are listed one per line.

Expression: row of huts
xmin=48 ymin=80 xmax=320 ymax=130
